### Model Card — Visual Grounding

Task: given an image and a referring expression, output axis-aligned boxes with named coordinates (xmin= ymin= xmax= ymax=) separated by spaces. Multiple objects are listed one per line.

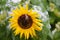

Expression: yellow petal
xmin=29 ymin=30 xmax=33 ymax=37
xmin=26 ymin=31 xmax=29 ymax=39
xmin=26 ymin=4 xmax=28 ymax=11
xmin=20 ymin=32 xmax=23 ymax=38
xmin=14 ymin=29 xmax=19 ymax=36
xmin=33 ymin=24 xmax=42 ymax=31
xmin=34 ymin=21 xmax=43 ymax=26
xmin=33 ymin=19 xmax=42 ymax=22
xmin=31 ymin=28 xmax=36 ymax=36
xmin=24 ymin=31 xmax=27 ymax=39
xmin=12 ymin=10 xmax=19 ymax=16
xmin=9 ymin=18 xmax=17 ymax=23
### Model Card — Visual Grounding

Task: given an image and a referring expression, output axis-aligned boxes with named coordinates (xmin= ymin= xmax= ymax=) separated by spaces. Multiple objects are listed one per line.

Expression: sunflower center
xmin=18 ymin=14 xmax=33 ymax=29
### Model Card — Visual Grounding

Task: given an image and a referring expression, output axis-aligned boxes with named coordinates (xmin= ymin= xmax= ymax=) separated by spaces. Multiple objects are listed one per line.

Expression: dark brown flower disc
xmin=18 ymin=14 xmax=33 ymax=29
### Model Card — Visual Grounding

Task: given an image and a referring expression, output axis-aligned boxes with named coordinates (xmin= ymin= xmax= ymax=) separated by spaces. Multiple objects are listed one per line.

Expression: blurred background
xmin=0 ymin=0 xmax=60 ymax=40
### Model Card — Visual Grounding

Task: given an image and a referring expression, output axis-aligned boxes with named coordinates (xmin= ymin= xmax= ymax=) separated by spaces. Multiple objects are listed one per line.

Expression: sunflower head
xmin=9 ymin=4 xmax=43 ymax=39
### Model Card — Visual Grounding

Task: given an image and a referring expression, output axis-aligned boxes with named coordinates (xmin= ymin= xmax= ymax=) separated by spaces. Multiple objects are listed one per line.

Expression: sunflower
xmin=9 ymin=4 xmax=43 ymax=39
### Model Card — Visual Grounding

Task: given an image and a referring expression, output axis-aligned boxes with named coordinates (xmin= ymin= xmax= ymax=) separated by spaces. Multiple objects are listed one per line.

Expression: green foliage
xmin=53 ymin=31 xmax=60 ymax=40
xmin=0 ymin=0 xmax=7 ymax=5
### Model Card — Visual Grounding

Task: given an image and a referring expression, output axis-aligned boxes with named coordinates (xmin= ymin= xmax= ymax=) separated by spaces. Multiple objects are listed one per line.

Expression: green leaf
xmin=53 ymin=31 xmax=60 ymax=40
xmin=30 ymin=0 xmax=40 ymax=5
